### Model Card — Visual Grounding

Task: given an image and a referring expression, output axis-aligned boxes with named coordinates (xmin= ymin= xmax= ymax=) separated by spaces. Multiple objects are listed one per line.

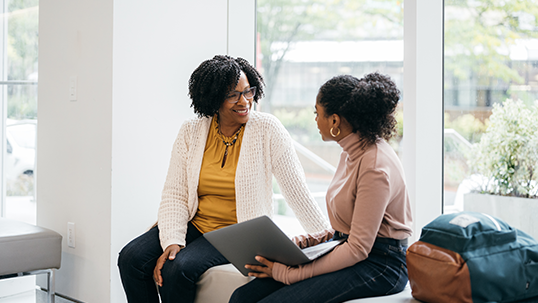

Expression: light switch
xmin=67 ymin=222 xmax=76 ymax=248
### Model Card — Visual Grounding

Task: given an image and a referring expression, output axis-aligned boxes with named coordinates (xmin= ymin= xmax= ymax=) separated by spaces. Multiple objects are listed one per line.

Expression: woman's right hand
xmin=153 ymin=244 xmax=181 ymax=287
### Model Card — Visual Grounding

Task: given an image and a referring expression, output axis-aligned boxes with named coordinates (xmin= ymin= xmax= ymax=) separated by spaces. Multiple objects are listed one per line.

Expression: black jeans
xmin=229 ymin=238 xmax=408 ymax=303
xmin=118 ymin=222 xmax=228 ymax=303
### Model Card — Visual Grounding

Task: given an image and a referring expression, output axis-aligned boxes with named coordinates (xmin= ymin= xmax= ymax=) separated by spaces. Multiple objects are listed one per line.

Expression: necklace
xmin=218 ymin=124 xmax=244 ymax=168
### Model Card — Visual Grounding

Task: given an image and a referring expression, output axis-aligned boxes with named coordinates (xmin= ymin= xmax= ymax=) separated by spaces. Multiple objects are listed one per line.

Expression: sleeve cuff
xmin=161 ymin=239 xmax=185 ymax=251
xmin=272 ymin=262 xmax=291 ymax=285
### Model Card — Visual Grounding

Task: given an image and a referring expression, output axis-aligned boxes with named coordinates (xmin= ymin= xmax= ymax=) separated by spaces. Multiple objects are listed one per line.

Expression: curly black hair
xmin=188 ymin=55 xmax=265 ymax=117
xmin=317 ymin=72 xmax=400 ymax=145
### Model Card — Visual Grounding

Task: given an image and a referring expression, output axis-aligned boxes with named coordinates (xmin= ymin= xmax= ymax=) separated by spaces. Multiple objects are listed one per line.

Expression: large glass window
xmin=0 ymin=0 xmax=38 ymax=224
xmin=444 ymin=1 xmax=538 ymax=237
xmin=256 ymin=0 xmax=404 ymax=226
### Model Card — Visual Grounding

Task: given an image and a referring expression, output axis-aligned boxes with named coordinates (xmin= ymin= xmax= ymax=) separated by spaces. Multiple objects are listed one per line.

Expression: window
xmin=0 ymin=0 xmax=38 ymax=224
xmin=256 ymin=0 xmax=404 ymax=221
xmin=444 ymin=1 xmax=538 ymax=237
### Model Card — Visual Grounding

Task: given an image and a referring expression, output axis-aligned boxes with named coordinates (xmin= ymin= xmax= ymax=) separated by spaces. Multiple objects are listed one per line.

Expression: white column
xmin=403 ymin=0 xmax=444 ymax=241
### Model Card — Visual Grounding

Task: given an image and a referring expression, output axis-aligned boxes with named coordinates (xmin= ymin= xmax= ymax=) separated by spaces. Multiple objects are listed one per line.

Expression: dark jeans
xmin=229 ymin=239 xmax=408 ymax=303
xmin=117 ymin=222 xmax=228 ymax=303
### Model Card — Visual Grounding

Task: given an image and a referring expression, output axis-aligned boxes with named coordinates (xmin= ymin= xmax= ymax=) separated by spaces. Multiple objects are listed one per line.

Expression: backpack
xmin=407 ymin=211 xmax=538 ymax=303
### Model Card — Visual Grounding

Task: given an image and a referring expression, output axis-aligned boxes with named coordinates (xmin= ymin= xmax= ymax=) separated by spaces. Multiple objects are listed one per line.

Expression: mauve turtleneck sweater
xmin=273 ymin=132 xmax=413 ymax=285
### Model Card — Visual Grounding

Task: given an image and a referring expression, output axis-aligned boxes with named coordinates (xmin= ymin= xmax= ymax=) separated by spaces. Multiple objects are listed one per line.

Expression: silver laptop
xmin=203 ymin=215 xmax=345 ymax=276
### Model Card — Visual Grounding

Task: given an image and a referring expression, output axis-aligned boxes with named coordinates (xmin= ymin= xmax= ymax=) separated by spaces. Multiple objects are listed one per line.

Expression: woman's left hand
xmin=245 ymin=256 xmax=274 ymax=278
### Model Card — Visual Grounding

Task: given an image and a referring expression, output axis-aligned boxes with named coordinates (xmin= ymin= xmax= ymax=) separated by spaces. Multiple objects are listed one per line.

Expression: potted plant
xmin=463 ymin=99 xmax=538 ymax=238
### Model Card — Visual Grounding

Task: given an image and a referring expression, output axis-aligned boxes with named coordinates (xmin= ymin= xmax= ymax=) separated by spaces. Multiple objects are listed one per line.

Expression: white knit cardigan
xmin=158 ymin=111 xmax=330 ymax=249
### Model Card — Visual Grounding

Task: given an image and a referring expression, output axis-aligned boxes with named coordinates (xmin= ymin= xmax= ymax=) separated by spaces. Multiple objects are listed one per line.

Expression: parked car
xmin=5 ymin=119 xmax=36 ymax=193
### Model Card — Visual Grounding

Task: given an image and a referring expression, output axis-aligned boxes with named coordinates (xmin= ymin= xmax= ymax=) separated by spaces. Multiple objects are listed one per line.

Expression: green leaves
xmin=7 ymin=0 xmax=39 ymax=119
xmin=8 ymin=0 xmax=38 ymax=81
xmin=256 ymin=0 xmax=404 ymax=111
xmin=445 ymin=0 xmax=538 ymax=84
xmin=470 ymin=99 xmax=538 ymax=197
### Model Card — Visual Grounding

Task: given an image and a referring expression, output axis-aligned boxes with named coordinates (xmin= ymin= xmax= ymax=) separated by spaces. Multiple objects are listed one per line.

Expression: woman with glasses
xmin=118 ymin=55 xmax=329 ymax=303
xmin=230 ymin=73 xmax=413 ymax=302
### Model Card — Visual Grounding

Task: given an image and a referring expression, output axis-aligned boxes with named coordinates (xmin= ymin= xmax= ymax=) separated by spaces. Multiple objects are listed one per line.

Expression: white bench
xmin=195 ymin=264 xmax=418 ymax=303
xmin=194 ymin=216 xmax=418 ymax=303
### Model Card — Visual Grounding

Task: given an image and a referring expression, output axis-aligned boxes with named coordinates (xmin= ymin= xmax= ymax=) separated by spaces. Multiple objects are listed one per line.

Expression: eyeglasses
xmin=225 ymin=87 xmax=257 ymax=103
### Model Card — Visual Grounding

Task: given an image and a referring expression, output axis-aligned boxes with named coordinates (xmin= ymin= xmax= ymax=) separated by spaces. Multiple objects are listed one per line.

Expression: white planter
xmin=463 ymin=193 xmax=538 ymax=240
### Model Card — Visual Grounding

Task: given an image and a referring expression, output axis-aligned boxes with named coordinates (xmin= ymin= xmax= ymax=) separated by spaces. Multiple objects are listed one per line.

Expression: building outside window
xmin=256 ymin=0 xmax=404 ymax=219
xmin=0 ymin=0 xmax=38 ymax=224
xmin=257 ymin=0 xmax=537 ymax=239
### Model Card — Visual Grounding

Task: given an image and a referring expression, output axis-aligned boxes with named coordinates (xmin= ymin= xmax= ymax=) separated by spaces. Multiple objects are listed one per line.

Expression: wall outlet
xmin=67 ymin=222 xmax=76 ymax=248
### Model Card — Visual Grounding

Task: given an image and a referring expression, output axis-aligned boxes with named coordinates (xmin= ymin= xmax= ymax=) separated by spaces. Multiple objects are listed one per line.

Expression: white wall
xmin=37 ymin=0 xmax=114 ymax=301
xmin=38 ymin=1 xmax=253 ymax=302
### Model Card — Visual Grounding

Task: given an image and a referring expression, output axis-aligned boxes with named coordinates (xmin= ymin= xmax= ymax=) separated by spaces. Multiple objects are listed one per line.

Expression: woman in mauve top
xmin=230 ymin=72 xmax=413 ymax=302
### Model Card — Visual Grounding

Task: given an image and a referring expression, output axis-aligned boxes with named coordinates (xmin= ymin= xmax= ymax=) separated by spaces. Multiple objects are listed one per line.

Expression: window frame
xmin=0 ymin=0 xmax=39 ymax=218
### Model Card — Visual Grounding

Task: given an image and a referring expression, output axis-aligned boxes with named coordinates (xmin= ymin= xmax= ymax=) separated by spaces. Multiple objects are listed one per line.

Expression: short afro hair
xmin=188 ymin=55 xmax=265 ymax=117
xmin=318 ymin=72 xmax=400 ymax=145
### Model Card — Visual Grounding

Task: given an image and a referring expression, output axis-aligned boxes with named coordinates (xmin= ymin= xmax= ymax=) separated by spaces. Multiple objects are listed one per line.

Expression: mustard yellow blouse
xmin=191 ymin=116 xmax=244 ymax=234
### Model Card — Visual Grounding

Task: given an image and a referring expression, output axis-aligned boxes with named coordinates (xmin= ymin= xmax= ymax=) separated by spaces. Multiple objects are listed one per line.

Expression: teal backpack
xmin=407 ymin=211 xmax=538 ymax=303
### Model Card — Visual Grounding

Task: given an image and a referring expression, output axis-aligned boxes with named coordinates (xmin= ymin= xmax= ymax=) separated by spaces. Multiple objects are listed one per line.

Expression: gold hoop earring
xmin=330 ymin=127 xmax=341 ymax=137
